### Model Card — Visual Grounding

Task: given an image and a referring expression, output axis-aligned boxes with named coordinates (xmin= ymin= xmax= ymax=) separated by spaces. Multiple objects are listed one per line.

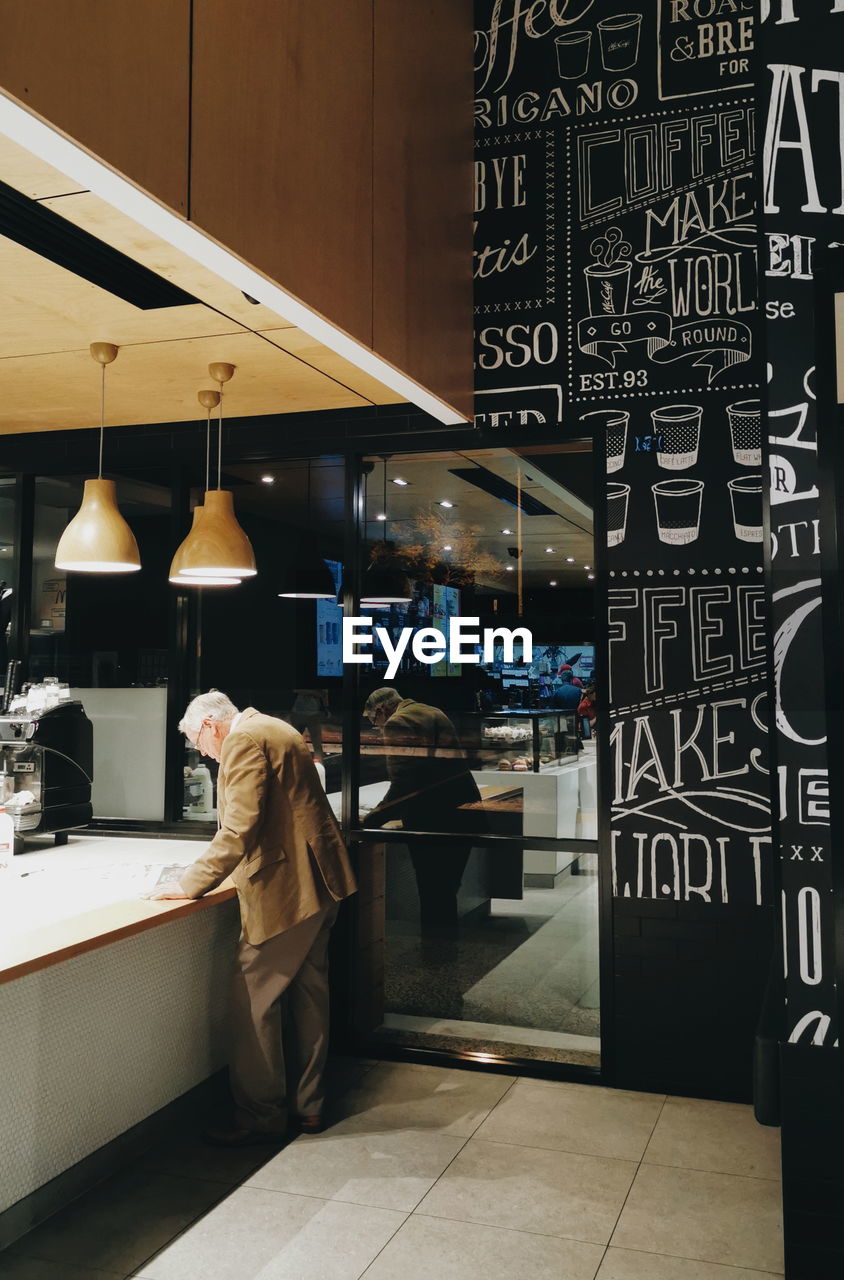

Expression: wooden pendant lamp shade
xmin=54 ymin=344 xmax=141 ymax=574
xmin=170 ymin=367 xmax=257 ymax=583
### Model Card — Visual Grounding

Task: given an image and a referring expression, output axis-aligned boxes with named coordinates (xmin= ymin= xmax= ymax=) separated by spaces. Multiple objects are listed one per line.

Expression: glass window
xmin=357 ymin=446 xmax=597 ymax=842
xmin=0 ymin=477 xmax=17 ymax=676
xmin=352 ymin=443 xmax=599 ymax=1067
xmin=31 ymin=474 xmax=172 ymax=821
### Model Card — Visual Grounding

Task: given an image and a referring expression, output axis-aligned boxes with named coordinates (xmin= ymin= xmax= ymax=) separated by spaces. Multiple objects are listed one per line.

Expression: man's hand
xmin=143 ymin=879 xmax=190 ymax=901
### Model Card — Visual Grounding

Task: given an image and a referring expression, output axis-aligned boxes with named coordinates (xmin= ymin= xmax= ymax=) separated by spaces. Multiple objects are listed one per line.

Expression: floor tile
xmin=475 ymin=1079 xmax=664 ymax=1161
xmin=137 ymin=1132 xmax=272 ymax=1186
xmin=246 ymin=1127 xmax=465 ymax=1211
xmin=135 ymin=1189 xmax=405 ymax=1280
xmin=643 ymin=1097 xmax=782 ymax=1180
xmin=333 ymin=1062 xmax=514 ymax=1138
xmin=416 ymin=1138 xmax=637 ymax=1245
xmin=596 ymin=1248 xmax=783 ymax=1279
xmin=611 ymin=1164 xmax=784 ymax=1273
xmin=0 ymin=1259 xmax=121 ymax=1280
xmin=360 ymin=1215 xmax=604 ymax=1280
xmin=2 ymin=1172 xmax=225 ymax=1275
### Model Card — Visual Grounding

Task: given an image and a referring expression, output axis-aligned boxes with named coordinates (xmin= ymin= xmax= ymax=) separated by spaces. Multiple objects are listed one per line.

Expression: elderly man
xmin=152 ymin=690 xmax=356 ymax=1146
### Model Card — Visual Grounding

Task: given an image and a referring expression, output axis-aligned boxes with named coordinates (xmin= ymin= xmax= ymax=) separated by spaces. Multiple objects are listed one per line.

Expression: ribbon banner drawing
xmin=577 ymin=311 xmax=752 ymax=383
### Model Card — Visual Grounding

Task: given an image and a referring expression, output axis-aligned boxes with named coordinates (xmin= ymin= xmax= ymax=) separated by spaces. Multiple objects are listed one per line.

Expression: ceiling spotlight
xmin=375 ymin=513 xmax=387 ymax=521
xmin=442 ymin=544 xmax=452 ymax=551
xmin=545 ymin=547 xmax=555 ymax=553
xmin=260 ymin=474 xmax=275 ymax=485
xmin=505 ymin=565 xmax=515 ymax=572
xmin=501 ymin=527 xmax=513 ymax=535
xmin=392 ymin=477 xmax=409 ymax=486
xmin=584 ymin=565 xmax=591 ymax=570
xmin=549 ymin=580 xmax=558 ymax=587
xmin=566 ymin=556 xmax=575 ymax=563
xmin=588 ymin=573 xmax=595 ymax=580
xmin=439 ymin=500 xmax=454 ymax=508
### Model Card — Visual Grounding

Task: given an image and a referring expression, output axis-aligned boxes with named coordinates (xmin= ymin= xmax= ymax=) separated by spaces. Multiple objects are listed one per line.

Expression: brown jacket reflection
xmin=179 ymin=708 xmax=356 ymax=944
xmin=371 ymin=697 xmax=482 ymax=832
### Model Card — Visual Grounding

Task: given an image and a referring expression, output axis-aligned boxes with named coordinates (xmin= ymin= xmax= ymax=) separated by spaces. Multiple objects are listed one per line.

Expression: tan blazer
xmin=180 ymin=708 xmax=356 ymax=944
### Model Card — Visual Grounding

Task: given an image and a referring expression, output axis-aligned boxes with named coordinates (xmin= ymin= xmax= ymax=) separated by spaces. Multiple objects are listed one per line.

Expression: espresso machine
xmin=0 ymin=700 xmax=93 ymax=852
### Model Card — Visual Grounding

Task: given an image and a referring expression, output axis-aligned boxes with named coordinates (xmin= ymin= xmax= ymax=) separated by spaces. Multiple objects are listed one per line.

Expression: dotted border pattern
xmin=610 ymin=669 xmax=767 ymax=719
xmin=473 ymin=130 xmax=555 ymax=317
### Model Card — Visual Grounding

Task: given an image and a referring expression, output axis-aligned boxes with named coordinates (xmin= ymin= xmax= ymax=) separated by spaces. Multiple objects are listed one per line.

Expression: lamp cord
xmin=217 ymin=386 xmax=223 ymax=488
xmin=205 ymin=408 xmax=211 ymax=492
xmin=97 ymin=362 xmax=105 ymax=479
xmin=383 ymin=458 xmax=388 ymax=542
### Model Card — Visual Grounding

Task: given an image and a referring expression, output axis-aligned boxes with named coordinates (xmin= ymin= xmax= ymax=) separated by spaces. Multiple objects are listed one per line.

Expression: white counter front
xmin=0 ymin=835 xmax=239 ymax=1224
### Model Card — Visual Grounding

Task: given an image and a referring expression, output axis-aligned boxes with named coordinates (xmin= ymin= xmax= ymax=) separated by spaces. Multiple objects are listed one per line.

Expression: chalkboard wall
xmin=474 ymin=0 xmax=773 ymax=1100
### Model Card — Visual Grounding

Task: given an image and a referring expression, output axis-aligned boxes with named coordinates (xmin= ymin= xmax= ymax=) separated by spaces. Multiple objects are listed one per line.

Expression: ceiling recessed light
xmin=505 ymin=565 xmax=515 ymax=572
xmin=501 ymin=527 xmax=513 ymax=535
xmin=584 ymin=565 xmax=591 ymax=570
xmin=442 ymin=544 xmax=452 ymax=551
xmin=545 ymin=547 xmax=555 ymax=553
xmin=549 ymin=580 xmax=557 ymax=586
xmin=375 ymin=513 xmax=387 ymax=521
xmin=588 ymin=573 xmax=595 ymax=580
xmin=260 ymin=474 xmax=275 ymax=485
xmin=439 ymin=500 xmax=454 ymax=508
xmin=566 ymin=556 xmax=575 ymax=563
xmin=392 ymin=477 xmax=409 ymax=486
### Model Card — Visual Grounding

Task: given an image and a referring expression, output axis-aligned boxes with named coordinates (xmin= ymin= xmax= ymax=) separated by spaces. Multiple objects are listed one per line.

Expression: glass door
xmin=347 ymin=443 xmax=600 ymax=1068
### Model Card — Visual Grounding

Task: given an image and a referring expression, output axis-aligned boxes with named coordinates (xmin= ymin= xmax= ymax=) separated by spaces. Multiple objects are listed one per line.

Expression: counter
xmin=0 ymin=835 xmax=239 ymax=1228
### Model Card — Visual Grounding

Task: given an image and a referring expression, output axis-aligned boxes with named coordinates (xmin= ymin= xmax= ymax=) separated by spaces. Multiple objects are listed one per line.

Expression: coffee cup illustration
xmin=584 ymin=227 xmax=633 ymax=317
xmin=653 ymin=479 xmax=704 ymax=545
xmin=607 ymin=482 xmax=631 ymax=546
xmin=597 ymin=14 xmax=642 ymax=72
xmin=728 ymin=475 xmax=763 ymax=542
xmin=555 ymin=30 xmax=592 ymax=80
xmin=727 ymin=399 xmax=762 ymax=467
xmin=652 ymin=404 xmax=702 ymax=471
xmin=580 ymin=409 xmax=629 ymax=473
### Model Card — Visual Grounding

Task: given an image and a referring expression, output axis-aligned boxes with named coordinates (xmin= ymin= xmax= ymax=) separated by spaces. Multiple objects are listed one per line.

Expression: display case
xmin=479 ymin=709 xmax=579 ymax=773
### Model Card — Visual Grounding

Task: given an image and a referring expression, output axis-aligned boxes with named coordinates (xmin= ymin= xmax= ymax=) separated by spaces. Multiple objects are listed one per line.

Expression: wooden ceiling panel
xmin=39 ymin=191 xmax=294 ymax=332
xmin=259 ymin=328 xmax=403 ymax=405
xmin=0 ymin=236 xmax=244 ymax=359
xmin=0 ymin=134 xmax=86 ymax=200
xmin=0 ymin=332 xmax=370 ymax=434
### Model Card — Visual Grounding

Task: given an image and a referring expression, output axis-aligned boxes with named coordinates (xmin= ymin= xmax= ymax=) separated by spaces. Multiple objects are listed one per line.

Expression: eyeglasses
xmin=192 ymin=721 xmax=210 ymax=752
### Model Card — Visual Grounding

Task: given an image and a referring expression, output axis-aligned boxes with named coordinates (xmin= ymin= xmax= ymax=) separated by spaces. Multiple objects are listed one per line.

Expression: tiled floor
xmin=0 ymin=1059 xmax=784 ymax=1280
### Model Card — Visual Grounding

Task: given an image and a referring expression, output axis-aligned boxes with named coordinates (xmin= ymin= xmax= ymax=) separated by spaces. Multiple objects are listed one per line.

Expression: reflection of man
xmin=363 ymin=687 xmax=479 ymax=936
xmin=551 ymin=670 xmax=583 ymax=710
xmin=151 ymin=691 xmax=356 ymax=1145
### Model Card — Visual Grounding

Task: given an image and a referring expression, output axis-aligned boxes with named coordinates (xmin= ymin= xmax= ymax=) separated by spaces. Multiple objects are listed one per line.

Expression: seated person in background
xmin=363 ymin=687 xmax=481 ymax=938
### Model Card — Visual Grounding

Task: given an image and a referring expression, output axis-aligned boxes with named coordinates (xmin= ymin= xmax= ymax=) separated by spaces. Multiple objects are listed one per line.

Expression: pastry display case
xmin=479 ymin=709 xmax=579 ymax=773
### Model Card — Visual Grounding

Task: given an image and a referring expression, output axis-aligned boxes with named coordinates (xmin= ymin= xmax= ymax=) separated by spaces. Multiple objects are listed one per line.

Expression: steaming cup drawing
xmin=607 ymin=482 xmax=631 ymax=546
xmin=652 ymin=404 xmax=702 ymax=470
xmin=585 ymin=227 xmax=633 ymax=316
xmin=555 ymin=30 xmax=592 ymax=79
xmin=581 ymin=408 xmax=629 ymax=473
xmin=652 ymin=478 xmax=704 ymax=545
xmin=597 ymin=13 xmax=642 ymax=72
xmin=728 ymin=475 xmax=763 ymax=542
xmin=727 ymin=399 xmax=762 ymax=466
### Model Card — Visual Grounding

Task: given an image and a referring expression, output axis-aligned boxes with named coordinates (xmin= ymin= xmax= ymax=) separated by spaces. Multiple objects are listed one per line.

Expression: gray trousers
xmin=229 ymin=903 xmax=338 ymax=1133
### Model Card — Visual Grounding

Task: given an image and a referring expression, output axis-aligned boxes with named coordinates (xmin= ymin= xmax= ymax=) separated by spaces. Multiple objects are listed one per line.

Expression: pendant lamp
xmin=169 ymin=390 xmax=240 ymax=587
xmin=178 ymin=364 xmax=257 ymax=579
xmin=54 ymin=344 xmax=141 ymax=573
xmin=361 ymin=457 xmax=413 ymax=605
xmin=278 ymin=460 xmax=337 ymax=599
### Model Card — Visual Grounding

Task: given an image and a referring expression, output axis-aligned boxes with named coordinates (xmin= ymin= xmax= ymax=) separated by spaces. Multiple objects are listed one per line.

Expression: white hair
xmin=179 ymin=690 xmax=239 ymax=737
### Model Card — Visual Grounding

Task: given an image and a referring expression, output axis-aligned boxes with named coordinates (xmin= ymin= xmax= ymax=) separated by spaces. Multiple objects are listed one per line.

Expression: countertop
xmin=0 ymin=835 xmax=235 ymax=985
